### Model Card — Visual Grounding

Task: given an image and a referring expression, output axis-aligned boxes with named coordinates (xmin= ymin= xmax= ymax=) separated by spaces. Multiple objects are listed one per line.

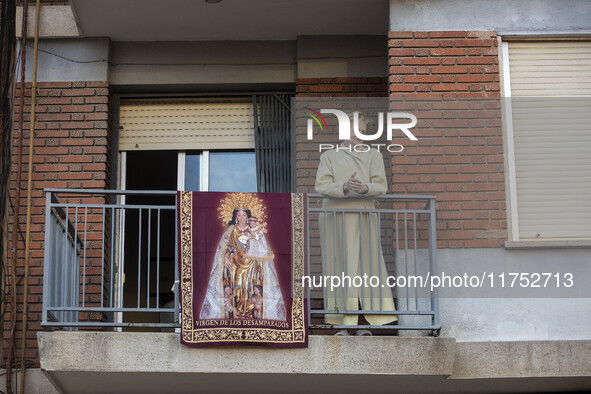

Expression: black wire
xmin=1 ymin=2 xmax=18 ymax=337
xmin=7 ymin=194 xmax=28 ymax=246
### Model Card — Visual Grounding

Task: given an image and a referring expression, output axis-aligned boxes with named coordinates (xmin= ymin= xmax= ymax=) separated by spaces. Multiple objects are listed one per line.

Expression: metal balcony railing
xmin=42 ymin=189 xmax=439 ymax=335
xmin=42 ymin=189 xmax=179 ymax=329
xmin=306 ymin=194 xmax=440 ymax=335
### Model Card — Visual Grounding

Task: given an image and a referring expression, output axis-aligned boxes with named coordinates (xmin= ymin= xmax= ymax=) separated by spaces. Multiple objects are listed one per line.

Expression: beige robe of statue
xmin=315 ymin=147 xmax=397 ymax=326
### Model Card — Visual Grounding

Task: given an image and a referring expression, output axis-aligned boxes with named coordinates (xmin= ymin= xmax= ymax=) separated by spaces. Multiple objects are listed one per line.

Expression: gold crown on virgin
xmin=218 ymin=192 xmax=267 ymax=229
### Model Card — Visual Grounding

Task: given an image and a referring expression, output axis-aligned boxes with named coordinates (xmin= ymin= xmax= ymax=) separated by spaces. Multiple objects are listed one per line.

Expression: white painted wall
xmin=19 ymin=38 xmax=109 ymax=82
xmin=435 ymin=249 xmax=591 ymax=341
xmin=389 ymin=0 xmax=591 ymax=33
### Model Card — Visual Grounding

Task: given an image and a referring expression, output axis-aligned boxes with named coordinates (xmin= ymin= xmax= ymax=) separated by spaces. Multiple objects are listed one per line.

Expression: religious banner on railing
xmin=177 ymin=191 xmax=308 ymax=347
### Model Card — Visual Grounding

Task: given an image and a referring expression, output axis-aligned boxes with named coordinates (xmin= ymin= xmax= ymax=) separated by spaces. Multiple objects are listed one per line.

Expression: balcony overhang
xmin=38 ymin=332 xmax=591 ymax=393
xmin=68 ymin=0 xmax=389 ymax=41
xmin=39 ymin=332 xmax=455 ymax=393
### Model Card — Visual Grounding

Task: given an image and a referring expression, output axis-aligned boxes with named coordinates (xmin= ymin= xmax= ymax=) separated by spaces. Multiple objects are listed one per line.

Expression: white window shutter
xmin=508 ymin=41 xmax=591 ymax=239
xmin=118 ymin=98 xmax=255 ymax=151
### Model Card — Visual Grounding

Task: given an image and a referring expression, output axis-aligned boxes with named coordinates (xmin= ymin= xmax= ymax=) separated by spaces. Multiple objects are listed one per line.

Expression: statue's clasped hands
xmin=343 ymin=172 xmax=369 ymax=195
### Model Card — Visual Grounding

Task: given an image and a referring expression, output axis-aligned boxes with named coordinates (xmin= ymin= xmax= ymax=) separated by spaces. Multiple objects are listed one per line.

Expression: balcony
xmin=42 ymin=189 xmax=439 ymax=333
xmin=38 ymin=189 xmax=591 ymax=393
xmin=40 ymin=189 xmax=446 ymax=391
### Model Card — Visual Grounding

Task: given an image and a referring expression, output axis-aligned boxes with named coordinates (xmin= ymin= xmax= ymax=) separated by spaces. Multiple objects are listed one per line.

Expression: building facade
xmin=3 ymin=0 xmax=591 ymax=392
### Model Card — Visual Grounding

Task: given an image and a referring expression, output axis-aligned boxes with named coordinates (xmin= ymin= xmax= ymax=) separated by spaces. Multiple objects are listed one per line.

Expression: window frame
xmin=500 ymin=37 xmax=591 ymax=247
xmin=179 ymin=150 xmax=257 ymax=192
xmin=500 ymin=40 xmax=521 ymax=242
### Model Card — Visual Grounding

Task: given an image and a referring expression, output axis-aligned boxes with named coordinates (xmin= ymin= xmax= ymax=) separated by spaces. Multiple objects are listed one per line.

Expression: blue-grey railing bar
xmin=306 ymin=193 xmax=440 ymax=335
xmin=173 ymin=192 xmax=179 ymax=332
xmin=43 ymin=203 xmax=81 ymax=329
xmin=429 ymin=197 xmax=440 ymax=330
xmin=42 ymin=189 xmax=180 ymax=329
xmin=44 ymin=188 xmax=178 ymax=196
xmin=46 ymin=307 xmax=177 ymax=312
xmin=49 ymin=203 xmax=177 ymax=210
xmin=42 ymin=192 xmax=52 ymax=325
xmin=46 ymin=322 xmax=177 ymax=328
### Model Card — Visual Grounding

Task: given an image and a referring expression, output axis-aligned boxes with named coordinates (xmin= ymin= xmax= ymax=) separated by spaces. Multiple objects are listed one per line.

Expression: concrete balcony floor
xmin=37 ymin=332 xmax=591 ymax=393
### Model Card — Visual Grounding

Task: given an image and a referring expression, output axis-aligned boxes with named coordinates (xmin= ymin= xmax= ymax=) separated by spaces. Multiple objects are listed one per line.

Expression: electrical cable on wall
xmin=0 ymin=0 xmax=18 ymax=393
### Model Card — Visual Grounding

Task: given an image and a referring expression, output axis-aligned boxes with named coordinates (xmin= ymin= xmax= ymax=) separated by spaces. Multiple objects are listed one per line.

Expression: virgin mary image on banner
xmin=200 ymin=193 xmax=286 ymax=321
xmin=178 ymin=191 xmax=307 ymax=348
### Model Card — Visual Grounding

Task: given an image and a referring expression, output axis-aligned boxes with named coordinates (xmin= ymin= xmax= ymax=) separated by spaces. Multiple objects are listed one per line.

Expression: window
xmin=182 ymin=150 xmax=257 ymax=192
xmin=502 ymin=40 xmax=591 ymax=240
xmin=118 ymin=94 xmax=293 ymax=192
xmin=114 ymin=94 xmax=292 ymax=327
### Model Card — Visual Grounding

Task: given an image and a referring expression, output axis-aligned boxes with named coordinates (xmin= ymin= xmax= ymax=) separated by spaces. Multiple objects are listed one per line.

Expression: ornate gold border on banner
xmin=290 ymin=193 xmax=306 ymax=340
xmin=180 ymin=193 xmax=307 ymax=345
xmin=180 ymin=191 xmax=194 ymax=342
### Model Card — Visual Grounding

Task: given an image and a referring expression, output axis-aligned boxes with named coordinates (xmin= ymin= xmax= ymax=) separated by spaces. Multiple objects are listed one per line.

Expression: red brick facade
xmin=7 ymin=81 xmax=111 ymax=366
xmin=388 ymin=31 xmax=499 ymax=97
xmin=294 ymin=32 xmax=507 ymax=249
xmin=388 ymin=31 xmax=506 ymax=248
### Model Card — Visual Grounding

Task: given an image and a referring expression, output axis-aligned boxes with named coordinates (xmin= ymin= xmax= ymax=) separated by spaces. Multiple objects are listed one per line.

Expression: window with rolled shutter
xmin=117 ymin=94 xmax=294 ymax=192
xmin=118 ymin=98 xmax=255 ymax=151
xmin=506 ymin=41 xmax=591 ymax=239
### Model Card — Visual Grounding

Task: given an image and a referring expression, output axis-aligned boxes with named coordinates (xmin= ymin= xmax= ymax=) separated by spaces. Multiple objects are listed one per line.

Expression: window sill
xmin=504 ymin=239 xmax=591 ymax=250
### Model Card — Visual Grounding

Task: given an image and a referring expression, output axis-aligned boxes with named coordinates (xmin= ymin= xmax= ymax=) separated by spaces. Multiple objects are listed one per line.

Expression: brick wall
xmin=388 ymin=31 xmax=506 ymax=248
xmin=295 ymin=77 xmax=389 ymax=194
xmin=7 ymin=81 xmax=111 ymax=366
xmin=388 ymin=31 xmax=499 ymax=97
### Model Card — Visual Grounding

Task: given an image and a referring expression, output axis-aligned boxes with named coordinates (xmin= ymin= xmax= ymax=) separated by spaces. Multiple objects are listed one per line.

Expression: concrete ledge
xmin=504 ymin=240 xmax=591 ymax=249
xmin=38 ymin=332 xmax=591 ymax=393
xmin=38 ymin=332 xmax=454 ymax=376
xmin=110 ymin=41 xmax=296 ymax=85
xmin=452 ymin=340 xmax=591 ymax=378
xmin=296 ymin=35 xmax=387 ymax=78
